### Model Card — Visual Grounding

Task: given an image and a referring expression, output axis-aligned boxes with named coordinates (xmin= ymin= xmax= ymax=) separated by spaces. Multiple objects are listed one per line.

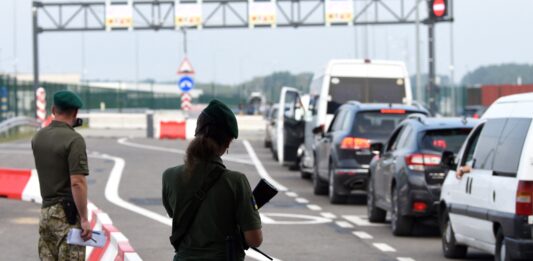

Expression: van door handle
xmin=465 ymin=177 xmax=470 ymax=193
xmin=468 ymin=177 xmax=474 ymax=194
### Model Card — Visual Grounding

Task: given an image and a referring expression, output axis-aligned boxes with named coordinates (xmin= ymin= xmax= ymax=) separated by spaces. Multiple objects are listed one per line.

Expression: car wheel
xmin=367 ymin=175 xmax=386 ymax=223
xmin=441 ymin=209 xmax=467 ymax=258
xmin=313 ymin=159 xmax=328 ymax=195
xmin=495 ymin=228 xmax=512 ymax=261
xmin=391 ymin=186 xmax=413 ymax=236
xmin=328 ymin=162 xmax=346 ymax=204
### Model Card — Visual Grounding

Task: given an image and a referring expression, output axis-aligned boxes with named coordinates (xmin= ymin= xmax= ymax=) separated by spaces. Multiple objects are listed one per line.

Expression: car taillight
xmin=340 ymin=137 xmax=370 ymax=150
xmin=412 ymin=202 xmax=427 ymax=212
xmin=516 ymin=181 xmax=533 ymax=216
xmin=405 ymin=153 xmax=441 ymax=171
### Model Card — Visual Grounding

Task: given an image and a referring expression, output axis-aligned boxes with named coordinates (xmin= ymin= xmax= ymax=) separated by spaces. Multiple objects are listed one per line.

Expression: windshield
xmin=421 ymin=129 xmax=472 ymax=153
xmin=327 ymin=77 xmax=406 ymax=113
xmin=352 ymin=111 xmax=415 ymax=139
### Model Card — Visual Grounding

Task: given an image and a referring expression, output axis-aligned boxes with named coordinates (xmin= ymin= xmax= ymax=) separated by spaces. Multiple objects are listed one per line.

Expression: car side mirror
xmin=441 ymin=150 xmax=457 ymax=170
xmin=312 ymin=125 xmax=324 ymax=135
xmin=370 ymin=143 xmax=384 ymax=156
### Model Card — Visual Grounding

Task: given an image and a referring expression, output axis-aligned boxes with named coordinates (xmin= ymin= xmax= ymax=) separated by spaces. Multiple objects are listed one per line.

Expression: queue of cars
xmin=264 ymin=58 xmax=533 ymax=260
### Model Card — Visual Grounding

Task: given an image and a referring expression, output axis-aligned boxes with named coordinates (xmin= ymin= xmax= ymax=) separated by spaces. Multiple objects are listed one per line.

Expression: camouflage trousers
xmin=39 ymin=203 xmax=85 ymax=261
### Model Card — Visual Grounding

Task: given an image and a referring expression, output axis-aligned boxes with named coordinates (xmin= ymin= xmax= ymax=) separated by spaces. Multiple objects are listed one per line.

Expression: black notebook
xmin=252 ymin=179 xmax=278 ymax=209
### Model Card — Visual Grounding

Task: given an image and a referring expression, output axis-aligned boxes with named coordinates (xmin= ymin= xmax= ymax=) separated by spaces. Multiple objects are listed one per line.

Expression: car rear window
xmin=327 ymin=77 xmax=406 ymax=113
xmin=352 ymin=110 xmax=418 ymax=139
xmin=421 ymin=128 xmax=472 ymax=153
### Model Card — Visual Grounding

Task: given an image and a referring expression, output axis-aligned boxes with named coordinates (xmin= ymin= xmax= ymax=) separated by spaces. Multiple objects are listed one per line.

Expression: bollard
xmin=146 ymin=110 xmax=154 ymax=138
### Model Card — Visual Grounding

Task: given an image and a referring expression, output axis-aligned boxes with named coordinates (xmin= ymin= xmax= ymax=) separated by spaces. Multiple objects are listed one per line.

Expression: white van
xmin=299 ymin=59 xmax=414 ymax=175
xmin=439 ymin=93 xmax=533 ymax=260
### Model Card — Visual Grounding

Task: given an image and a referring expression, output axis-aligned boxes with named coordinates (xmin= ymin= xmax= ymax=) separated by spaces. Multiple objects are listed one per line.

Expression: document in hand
xmin=67 ymin=228 xmax=106 ymax=248
xmin=253 ymin=179 xmax=278 ymax=209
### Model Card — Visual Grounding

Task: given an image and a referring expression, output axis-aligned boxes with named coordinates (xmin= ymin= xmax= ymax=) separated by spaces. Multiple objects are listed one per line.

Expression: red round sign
xmin=433 ymin=0 xmax=446 ymax=17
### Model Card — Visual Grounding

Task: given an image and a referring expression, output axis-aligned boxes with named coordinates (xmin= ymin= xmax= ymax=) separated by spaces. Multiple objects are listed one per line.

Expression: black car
xmin=367 ymin=115 xmax=478 ymax=236
xmin=312 ymin=102 xmax=429 ymax=204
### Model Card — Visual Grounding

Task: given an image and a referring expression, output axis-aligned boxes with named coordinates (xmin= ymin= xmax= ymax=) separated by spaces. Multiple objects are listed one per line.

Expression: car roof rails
xmin=407 ymin=113 xmax=427 ymax=124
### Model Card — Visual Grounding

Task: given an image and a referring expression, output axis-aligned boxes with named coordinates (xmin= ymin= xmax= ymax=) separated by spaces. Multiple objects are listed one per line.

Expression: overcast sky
xmin=0 ymin=0 xmax=532 ymax=85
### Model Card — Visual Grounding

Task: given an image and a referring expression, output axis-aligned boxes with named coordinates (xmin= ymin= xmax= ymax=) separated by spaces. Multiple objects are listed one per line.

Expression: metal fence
xmin=0 ymin=75 xmax=184 ymax=121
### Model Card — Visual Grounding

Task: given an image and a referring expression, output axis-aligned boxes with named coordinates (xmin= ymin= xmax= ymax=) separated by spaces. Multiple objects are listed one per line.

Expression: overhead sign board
xmin=105 ymin=0 xmax=133 ymax=30
xmin=175 ymin=0 xmax=203 ymax=29
xmin=324 ymin=0 xmax=353 ymax=25
xmin=248 ymin=0 xmax=277 ymax=28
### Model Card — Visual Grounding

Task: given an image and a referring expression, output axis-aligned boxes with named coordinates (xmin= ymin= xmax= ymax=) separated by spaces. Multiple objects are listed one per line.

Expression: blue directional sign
xmin=178 ymin=76 xmax=194 ymax=93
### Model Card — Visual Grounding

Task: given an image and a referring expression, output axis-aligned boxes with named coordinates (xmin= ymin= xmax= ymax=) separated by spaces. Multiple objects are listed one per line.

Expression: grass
xmin=0 ymin=128 xmax=36 ymax=143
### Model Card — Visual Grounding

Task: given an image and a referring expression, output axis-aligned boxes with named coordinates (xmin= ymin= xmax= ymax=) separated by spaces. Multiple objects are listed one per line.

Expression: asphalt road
xmin=0 ymin=133 xmax=494 ymax=261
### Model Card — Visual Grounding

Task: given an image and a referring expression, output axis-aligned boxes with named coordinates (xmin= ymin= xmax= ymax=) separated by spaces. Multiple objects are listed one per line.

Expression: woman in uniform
xmin=162 ymin=100 xmax=263 ymax=261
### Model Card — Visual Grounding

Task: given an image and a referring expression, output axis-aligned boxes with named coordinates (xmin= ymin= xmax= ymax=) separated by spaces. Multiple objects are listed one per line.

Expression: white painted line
xmin=397 ymin=258 xmax=416 ymax=261
xmin=320 ymin=212 xmax=337 ymax=219
xmin=343 ymin=215 xmax=387 ymax=227
xmin=242 ymin=140 xmax=288 ymax=191
xmin=117 ymin=138 xmax=254 ymax=166
xmin=285 ymin=192 xmax=298 ymax=198
xmin=260 ymin=213 xmax=331 ymax=225
xmin=373 ymin=243 xmax=396 ymax=252
xmin=335 ymin=221 xmax=354 ymax=228
xmin=101 ymin=142 xmax=277 ymax=261
xmin=295 ymin=198 xmax=309 ymax=204
xmin=307 ymin=204 xmax=322 ymax=211
xmin=352 ymin=231 xmax=373 ymax=239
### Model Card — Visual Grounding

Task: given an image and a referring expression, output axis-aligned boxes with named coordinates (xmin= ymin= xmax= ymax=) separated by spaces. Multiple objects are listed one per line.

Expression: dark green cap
xmin=53 ymin=90 xmax=83 ymax=109
xmin=201 ymin=99 xmax=238 ymax=139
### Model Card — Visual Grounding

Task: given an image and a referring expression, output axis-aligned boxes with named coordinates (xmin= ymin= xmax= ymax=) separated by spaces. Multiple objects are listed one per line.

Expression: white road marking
xmin=260 ymin=213 xmax=332 ymax=225
xmin=373 ymin=243 xmax=396 ymax=252
xmin=335 ymin=221 xmax=354 ymax=228
xmin=352 ymin=231 xmax=373 ymax=239
xmin=397 ymin=258 xmax=416 ymax=261
xmin=343 ymin=215 xmax=387 ymax=227
xmin=320 ymin=212 xmax=337 ymax=219
xmin=307 ymin=204 xmax=322 ymax=211
xmin=117 ymin=138 xmax=254 ymax=166
xmin=243 ymin=140 xmax=288 ymax=191
xmin=285 ymin=192 xmax=298 ymax=197
xmin=295 ymin=198 xmax=309 ymax=204
xmin=99 ymin=147 xmax=277 ymax=261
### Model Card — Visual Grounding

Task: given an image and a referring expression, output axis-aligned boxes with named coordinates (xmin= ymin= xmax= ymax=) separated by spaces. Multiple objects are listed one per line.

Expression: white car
xmin=439 ymin=93 xmax=533 ymax=260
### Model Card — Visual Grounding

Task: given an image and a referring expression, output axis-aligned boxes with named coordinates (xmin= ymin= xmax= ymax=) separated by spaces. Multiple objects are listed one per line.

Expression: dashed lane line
xmin=352 ymin=231 xmax=373 ymax=239
xmin=397 ymin=258 xmax=416 ymax=261
xmin=343 ymin=215 xmax=387 ymax=227
xmin=295 ymin=198 xmax=309 ymax=204
xmin=285 ymin=192 xmax=298 ymax=197
xmin=335 ymin=221 xmax=354 ymax=229
xmin=320 ymin=212 xmax=337 ymax=219
xmin=306 ymin=204 xmax=322 ymax=211
xmin=373 ymin=243 xmax=396 ymax=252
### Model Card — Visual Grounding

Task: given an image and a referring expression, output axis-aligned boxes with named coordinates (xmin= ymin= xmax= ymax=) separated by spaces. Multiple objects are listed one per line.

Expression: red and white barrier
xmin=0 ymin=168 xmax=142 ymax=261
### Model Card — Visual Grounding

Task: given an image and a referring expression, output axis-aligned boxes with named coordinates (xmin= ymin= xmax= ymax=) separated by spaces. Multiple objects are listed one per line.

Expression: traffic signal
xmin=428 ymin=0 xmax=448 ymax=21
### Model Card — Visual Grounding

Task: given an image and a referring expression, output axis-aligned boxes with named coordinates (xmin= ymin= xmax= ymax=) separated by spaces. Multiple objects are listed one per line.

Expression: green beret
xmin=201 ymin=99 xmax=238 ymax=139
xmin=53 ymin=90 xmax=83 ymax=109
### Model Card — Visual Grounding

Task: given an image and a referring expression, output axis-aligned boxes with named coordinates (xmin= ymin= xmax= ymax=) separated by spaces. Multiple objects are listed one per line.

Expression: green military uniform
xmin=31 ymin=91 xmax=89 ymax=261
xmin=162 ymin=157 xmax=261 ymax=261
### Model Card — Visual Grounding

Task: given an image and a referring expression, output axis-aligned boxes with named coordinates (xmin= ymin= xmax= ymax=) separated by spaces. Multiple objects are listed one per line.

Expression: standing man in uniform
xmin=32 ymin=90 xmax=92 ymax=260
xmin=162 ymin=100 xmax=262 ymax=261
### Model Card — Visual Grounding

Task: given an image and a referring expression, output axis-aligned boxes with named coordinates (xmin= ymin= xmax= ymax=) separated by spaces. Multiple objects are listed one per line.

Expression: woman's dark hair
xmin=184 ymin=112 xmax=233 ymax=174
